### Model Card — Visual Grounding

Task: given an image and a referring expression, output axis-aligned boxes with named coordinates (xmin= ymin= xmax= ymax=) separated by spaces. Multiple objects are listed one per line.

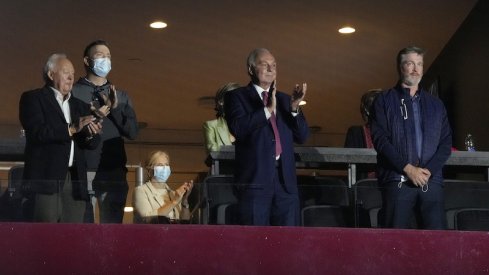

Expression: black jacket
xmin=19 ymin=86 xmax=100 ymax=198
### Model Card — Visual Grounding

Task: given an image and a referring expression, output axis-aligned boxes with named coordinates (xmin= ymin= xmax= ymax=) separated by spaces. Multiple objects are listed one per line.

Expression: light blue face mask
xmin=91 ymin=57 xmax=111 ymax=78
xmin=153 ymin=165 xmax=171 ymax=183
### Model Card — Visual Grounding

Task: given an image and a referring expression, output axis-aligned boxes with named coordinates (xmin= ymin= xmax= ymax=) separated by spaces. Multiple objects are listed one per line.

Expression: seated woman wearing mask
xmin=133 ymin=150 xmax=194 ymax=224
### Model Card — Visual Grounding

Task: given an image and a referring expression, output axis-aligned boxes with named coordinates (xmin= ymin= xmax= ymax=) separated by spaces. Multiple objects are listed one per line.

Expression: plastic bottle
xmin=464 ymin=133 xmax=476 ymax=151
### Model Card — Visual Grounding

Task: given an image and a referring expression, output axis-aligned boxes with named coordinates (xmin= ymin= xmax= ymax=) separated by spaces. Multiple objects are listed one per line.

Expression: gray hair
xmin=43 ymin=53 xmax=67 ymax=84
xmin=246 ymin=48 xmax=271 ymax=75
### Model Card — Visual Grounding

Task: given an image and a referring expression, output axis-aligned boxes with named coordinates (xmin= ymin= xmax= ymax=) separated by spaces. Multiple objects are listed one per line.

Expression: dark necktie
xmin=262 ymin=91 xmax=282 ymax=157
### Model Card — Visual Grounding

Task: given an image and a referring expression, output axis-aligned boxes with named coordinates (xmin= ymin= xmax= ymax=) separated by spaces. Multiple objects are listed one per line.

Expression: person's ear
xmin=83 ymin=56 xmax=90 ymax=67
xmin=47 ymin=70 xmax=55 ymax=81
xmin=248 ymin=66 xmax=254 ymax=76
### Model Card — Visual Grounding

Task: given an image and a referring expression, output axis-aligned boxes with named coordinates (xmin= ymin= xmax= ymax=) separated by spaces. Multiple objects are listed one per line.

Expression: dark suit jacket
xmin=19 ymin=86 xmax=100 ymax=199
xmin=224 ymin=82 xmax=309 ymax=194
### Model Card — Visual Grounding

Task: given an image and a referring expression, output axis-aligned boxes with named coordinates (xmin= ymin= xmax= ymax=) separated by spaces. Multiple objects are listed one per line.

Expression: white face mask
xmin=91 ymin=57 xmax=111 ymax=78
xmin=153 ymin=165 xmax=171 ymax=183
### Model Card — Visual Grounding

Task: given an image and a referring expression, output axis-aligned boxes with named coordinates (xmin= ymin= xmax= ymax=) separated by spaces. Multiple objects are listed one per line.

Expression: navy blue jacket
xmin=224 ymin=82 xmax=309 ymax=194
xmin=370 ymin=84 xmax=452 ymax=185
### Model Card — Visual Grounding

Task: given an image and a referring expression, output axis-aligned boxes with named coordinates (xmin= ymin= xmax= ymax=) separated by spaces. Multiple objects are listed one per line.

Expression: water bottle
xmin=464 ymin=133 xmax=476 ymax=151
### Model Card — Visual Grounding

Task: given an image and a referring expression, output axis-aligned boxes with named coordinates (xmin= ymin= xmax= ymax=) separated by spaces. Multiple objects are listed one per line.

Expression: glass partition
xmin=2 ymin=164 xmax=489 ymax=231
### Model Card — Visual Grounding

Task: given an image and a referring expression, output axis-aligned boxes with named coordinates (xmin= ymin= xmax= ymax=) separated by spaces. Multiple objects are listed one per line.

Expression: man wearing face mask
xmin=71 ymin=40 xmax=139 ymax=223
xmin=133 ymin=150 xmax=194 ymax=224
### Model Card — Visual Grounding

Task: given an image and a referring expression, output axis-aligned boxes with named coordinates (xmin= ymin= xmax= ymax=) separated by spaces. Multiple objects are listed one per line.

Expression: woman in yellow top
xmin=133 ymin=150 xmax=194 ymax=223
xmin=203 ymin=82 xmax=240 ymax=154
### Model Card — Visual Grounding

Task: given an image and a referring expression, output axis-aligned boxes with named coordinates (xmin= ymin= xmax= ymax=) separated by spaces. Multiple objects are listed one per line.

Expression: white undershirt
xmin=51 ymin=87 xmax=74 ymax=167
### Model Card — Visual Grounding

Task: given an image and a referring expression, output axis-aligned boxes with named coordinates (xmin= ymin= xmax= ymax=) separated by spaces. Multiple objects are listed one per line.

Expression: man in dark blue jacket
xmin=371 ymin=46 xmax=452 ymax=229
xmin=225 ymin=48 xmax=309 ymax=226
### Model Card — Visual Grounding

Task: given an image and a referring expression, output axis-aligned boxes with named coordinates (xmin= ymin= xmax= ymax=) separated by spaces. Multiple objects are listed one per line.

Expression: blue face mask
xmin=91 ymin=57 xmax=111 ymax=78
xmin=153 ymin=165 xmax=171 ymax=183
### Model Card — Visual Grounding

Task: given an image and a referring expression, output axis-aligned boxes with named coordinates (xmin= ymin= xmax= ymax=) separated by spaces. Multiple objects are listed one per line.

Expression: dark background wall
xmin=423 ymin=0 xmax=489 ymax=151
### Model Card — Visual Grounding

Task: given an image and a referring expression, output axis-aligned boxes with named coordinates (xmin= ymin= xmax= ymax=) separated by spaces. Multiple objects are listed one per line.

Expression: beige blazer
xmin=133 ymin=181 xmax=182 ymax=220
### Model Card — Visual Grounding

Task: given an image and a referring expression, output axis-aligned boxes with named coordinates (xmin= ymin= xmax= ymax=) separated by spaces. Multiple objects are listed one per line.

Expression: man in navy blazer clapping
xmin=225 ymin=48 xmax=309 ymax=226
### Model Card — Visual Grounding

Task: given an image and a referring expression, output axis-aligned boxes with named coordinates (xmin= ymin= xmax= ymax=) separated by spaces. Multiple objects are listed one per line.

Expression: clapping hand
xmin=175 ymin=180 xmax=194 ymax=201
xmin=91 ymin=104 xmax=110 ymax=118
xmin=267 ymin=81 xmax=277 ymax=114
xmin=70 ymin=116 xmax=102 ymax=138
xmin=291 ymin=83 xmax=307 ymax=111
xmin=102 ymin=84 xmax=118 ymax=109
xmin=182 ymin=180 xmax=194 ymax=201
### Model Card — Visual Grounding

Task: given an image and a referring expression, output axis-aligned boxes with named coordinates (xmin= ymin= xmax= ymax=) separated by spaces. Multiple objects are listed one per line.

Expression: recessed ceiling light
xmin=150 ymin=21 xmax=167 ymax=29
xmin=338 ymin=26 xmax=355 ymax=34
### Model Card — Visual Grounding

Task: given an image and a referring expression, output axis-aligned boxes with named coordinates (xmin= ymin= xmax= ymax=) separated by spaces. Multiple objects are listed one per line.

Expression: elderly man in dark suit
xmin=19 ymin=53 xmax=102 ymax=223
xmin=224 ymin=48 xmax=309 ymax=226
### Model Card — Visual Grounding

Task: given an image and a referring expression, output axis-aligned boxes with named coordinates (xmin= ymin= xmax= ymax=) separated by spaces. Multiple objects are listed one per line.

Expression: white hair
xmin=42 ymin=53 xmax=67 ymax=84
xmin=246 ymin=48 xmax=270 ymax=74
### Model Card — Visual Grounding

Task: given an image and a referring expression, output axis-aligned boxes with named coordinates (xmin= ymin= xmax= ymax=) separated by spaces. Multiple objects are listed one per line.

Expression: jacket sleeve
xmin=224 ymin=91 xmax=269 ymax=140
xmin=278 ymin=93 xmax=309 ymax=144
xmin=424 ymin=105 xmax=452 ymax=174
xmin=203 ymin=121 xmax=219 ymax=153
xmin=19 ymin=91 xmax=71 ymax=144
xmin=108 ymin=90 xmax=138 ymax=140
xmin=370 ymin=95 xmax=409 ymax=173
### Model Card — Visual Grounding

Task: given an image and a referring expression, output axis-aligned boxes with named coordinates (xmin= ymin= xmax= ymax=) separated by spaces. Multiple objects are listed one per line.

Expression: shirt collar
xmin=396 ymin=83 xmax=421 ymax=99
xmin=84 ymin=77 xmax=108 ymax=87
xmin=50 ymin=86 xmax=71 ymax=102
xmin=253 ymin=84 xmax=268 ymax=99
xmin=148 ymin=181 xmax=171 ymax=191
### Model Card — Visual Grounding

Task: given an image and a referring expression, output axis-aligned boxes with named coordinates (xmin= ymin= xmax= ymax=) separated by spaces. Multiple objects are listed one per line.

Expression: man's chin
xmin=402 ymin=78 xmax=421 ymax=87
xmin=257 ymin=79 xmax=274 ymax=87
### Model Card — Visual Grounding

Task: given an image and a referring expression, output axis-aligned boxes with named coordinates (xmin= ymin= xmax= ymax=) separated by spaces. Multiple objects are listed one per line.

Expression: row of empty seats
xmin=200 ymin=175 xmax=489 ymax=231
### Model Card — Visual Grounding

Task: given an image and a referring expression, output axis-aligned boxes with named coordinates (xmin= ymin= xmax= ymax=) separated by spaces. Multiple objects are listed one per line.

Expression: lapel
xmin=68 ymin=96 xmax=81 ymax=123
xmin=245 ymin=82 xmax=266 ymax=110
xmin=41 ymin=86 xmax=66 ymax=121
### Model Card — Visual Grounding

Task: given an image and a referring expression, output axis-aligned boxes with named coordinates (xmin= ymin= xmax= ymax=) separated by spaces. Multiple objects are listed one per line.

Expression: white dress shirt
xmin=51 ymin=87 xmax=74 ymax=167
